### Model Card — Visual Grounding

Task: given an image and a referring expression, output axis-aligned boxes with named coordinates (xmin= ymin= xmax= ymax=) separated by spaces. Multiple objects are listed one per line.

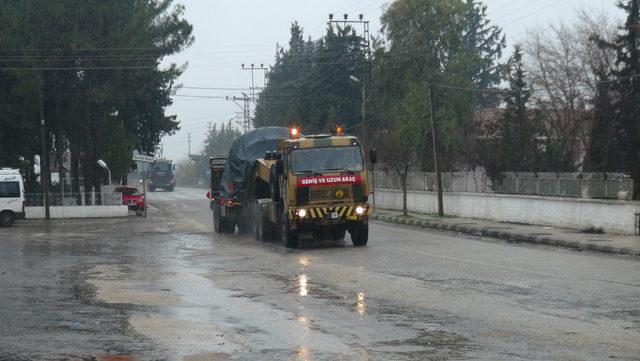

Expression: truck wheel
xmin=269 ymin=166 xmax=280 ymax=202
xmin=0 ymin=211 xmax=15 ymax=227
xmin=281 ymin=217 xmax=298 ymax=248
xmin=350 ymin=223 xmax=368 ymax=247
xmin=237 ymin=219 xmax=252 ymax=234
xmin=255 ymin=214 xmax=273 ymax=242
xmin=213 ymin=205 xmax=223 ymax=233
xmin=223 ymin=218 xmax=236 ymax=234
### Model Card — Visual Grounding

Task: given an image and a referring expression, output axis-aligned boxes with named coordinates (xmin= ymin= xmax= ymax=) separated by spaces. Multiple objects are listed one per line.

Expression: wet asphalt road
xmin=1 ymin=187 xmax=639 ymax=361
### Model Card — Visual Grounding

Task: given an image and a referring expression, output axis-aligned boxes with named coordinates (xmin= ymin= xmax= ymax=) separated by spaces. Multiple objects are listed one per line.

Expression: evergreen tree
xmin=463 ymin=0 xmax=506 ymax=107
xmin=587 ymin=0 xmax=640 ymax=198
xmin=254 ymin=22 xmax=366 ymax=134
xmin=483 ymin=46 xmax=541 ymax=181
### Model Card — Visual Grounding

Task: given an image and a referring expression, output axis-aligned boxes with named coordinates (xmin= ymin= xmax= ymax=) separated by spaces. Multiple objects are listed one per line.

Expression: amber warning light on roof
xmin=331 ymin=125 xmax=345 ymax=135
xmin=290 ymin=127 xmax=300 ymax=139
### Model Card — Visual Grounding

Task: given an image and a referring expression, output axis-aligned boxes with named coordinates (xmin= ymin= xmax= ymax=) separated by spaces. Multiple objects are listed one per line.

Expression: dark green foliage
xmin=586 ymin=0 xmax=640 ymax=198
xmin=202 ymin=121 xmax=242 ymax=158
xmin=375 ymin=0 xmax=505 ymax=171
xmin=482 ymin=46 xmax=542 ymax=181
xmin=253 ymin=22 xmax=367 ymax=134
xmin=0 ymin=0 xmax=193 ymax=189
xmin=464 ymin=0 xmax=506 ymax=107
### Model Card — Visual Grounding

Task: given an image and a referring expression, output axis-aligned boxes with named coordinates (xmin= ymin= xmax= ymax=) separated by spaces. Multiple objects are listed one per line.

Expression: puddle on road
xmin=297 ymin=274 xmax=309 ymax=296
xmin=355 ymin=292 xmax=366 ymax=315
xmin=183 ymin=352 xmax=235 ymax=361
xmin=129 ymin=314 xmax=242 ymax=357
xmin=87 ymin=265 xmax=181 ymax=307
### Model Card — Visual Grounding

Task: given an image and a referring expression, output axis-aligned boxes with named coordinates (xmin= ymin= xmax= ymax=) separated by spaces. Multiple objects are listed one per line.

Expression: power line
xmin=173 ymin=94 xmax=230 ymax=99
xmin=502 ymin=0 xmax=565 ymax=27
xmin=180 ymin=86 xmax=252 ymax=91
xmin=0 ymin=65 xmax=155 ymax=71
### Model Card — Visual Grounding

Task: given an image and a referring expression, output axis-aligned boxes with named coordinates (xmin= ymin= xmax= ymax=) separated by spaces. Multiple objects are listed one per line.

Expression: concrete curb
xmin=372 ymin=214 xmax=640 ymax=257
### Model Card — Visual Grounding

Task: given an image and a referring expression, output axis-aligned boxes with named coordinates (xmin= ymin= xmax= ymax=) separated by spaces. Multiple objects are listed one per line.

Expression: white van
xmin=0 ymin=168 xmax=25 ymax=227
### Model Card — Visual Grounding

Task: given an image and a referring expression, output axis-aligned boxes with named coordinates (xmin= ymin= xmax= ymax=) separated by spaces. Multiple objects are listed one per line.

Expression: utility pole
xmin=329 ymin=13 xmax=371 ymax=146
xmin=241 ymin=63 xmax=268 ymax=101
xmin=40 ymin=91 xmax=50 ymax=220
xmin=187 ymin=132 xmax=191 ymax=157
xmin=428 ymin=83 xmax=444 ymax=217
xmin=226 ymin=94 xmax=252 ymax=133
xmin=349 ymin=74 xmax=367 ymax=149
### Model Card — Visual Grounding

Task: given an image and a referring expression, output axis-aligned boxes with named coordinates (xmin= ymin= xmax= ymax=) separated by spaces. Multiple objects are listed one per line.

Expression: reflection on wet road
xmin=0 ymin=187 xmax=639 ymax=360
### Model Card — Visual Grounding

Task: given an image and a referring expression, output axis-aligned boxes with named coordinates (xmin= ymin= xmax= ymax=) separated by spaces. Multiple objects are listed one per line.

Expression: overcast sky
xmin=161 ymin=0 xmax=621 ymax=161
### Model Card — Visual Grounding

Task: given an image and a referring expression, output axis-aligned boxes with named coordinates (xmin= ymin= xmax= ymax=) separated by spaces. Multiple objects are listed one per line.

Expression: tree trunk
xmin=401 ymin=173 xmax=408 ymax=216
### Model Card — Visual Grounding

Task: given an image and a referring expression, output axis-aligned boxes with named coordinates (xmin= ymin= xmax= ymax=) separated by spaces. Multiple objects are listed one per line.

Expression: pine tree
xmin=587 ymin=0 xmax=640 ymax=198
xmin=464 ymin=0 xmax=506 ymax=107
xmin=484 ymin=46 xmax=541 ymax=182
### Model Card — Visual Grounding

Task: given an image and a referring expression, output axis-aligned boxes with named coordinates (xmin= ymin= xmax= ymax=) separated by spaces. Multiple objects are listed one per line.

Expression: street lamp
xmin=350 ymin=74 xmax=374 ymax=208
xmin=349 ymin=74 xmax=366 ymax=147
xmin=97 ymin=159 xmax=112 ymax=203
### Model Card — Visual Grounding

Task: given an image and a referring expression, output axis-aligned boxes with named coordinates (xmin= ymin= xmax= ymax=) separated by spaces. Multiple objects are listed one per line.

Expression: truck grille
xmin=309 ymin=186 xmax=351 ymax=201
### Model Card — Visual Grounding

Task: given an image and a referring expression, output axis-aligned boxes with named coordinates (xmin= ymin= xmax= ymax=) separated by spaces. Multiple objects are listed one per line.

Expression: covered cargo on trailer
xmin=218 ymin=126 xmax=290 ymax=198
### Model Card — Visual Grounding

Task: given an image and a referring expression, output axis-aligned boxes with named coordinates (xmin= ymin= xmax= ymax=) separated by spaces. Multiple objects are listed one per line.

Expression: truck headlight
xmin=355 ymin=206 xmax=365 ymax=215
xmin=297 ymin=209 xmax=307 ymax=218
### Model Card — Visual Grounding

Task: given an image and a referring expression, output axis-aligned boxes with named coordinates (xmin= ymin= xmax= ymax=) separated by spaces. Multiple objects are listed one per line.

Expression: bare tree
xmin=377 ymin=132 xmax=419 ymax=216
xmin=523 ymin=9 xmax=619 ymax=170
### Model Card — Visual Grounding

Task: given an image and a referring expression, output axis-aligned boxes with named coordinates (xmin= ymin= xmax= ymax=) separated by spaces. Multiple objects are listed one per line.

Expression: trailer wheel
xmin=237 ymin=219 xmax=252 ymax=234
xmin=350 ymin=223 xmax=368 ymax=247
xmin=269 ymin=165 xmax=280 ymax=202
xmin=281 ymin=216 xmax=298 ymax=248
xmin=213 ymin=204 xmax=223 ymax=233
xmin=223 ymin=218 xmax=236 ymax=234
xmin=255 ymin=213 xmax=273 ymax=242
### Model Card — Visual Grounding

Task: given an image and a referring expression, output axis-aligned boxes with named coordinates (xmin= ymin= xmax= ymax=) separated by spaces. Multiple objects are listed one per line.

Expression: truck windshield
xmin=290 ymin=146 xmax=364 ymax=174
xmin=152 ymin=163 xmax=171 ymax=172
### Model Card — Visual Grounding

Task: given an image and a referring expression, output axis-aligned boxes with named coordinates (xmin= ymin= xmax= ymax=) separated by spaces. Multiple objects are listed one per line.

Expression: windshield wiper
xmin=295 ymin=170 xmax=322 ymax=176
xmin=324 ymin=168 xmax=355 ymax=174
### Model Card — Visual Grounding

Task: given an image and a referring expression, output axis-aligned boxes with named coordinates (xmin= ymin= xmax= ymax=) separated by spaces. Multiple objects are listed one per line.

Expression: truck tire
xmin=0 ymin=211 xmax=15 ymax=227
xmin=281 ymin=216 xmax=298 ymax=248
xmin=255 ymin=213 xmax=273 ymax=242
xmin=222 ymin=218 xmax=235 ymax=234
xmin=269 ymin=165 xmax=280 ymax=202
xmin=213 ymin=204 xmax=223 ymax=233
xmin=350 ymin=223 xmax=368 ymax=247
xmin=237 ymin=219 xmax=252 ymax=234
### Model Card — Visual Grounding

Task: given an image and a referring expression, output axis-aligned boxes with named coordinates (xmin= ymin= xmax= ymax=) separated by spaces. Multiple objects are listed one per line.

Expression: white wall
xmin=25 ymin=205 xmax=129 ymax=219
xmin=375 ymin=188 xmax=640 ymax=235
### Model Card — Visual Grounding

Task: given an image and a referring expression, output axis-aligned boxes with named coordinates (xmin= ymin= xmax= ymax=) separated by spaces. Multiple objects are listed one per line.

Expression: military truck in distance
xmin=148 ymin=159 xmax=175 ymax=192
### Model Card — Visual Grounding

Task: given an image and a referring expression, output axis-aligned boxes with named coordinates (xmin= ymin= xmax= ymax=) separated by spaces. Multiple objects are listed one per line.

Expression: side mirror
xmin=369 ymin=148 xmax=378 ymax=164
xmin=131 ymin=162 xmax=138 ymax=170
xmin=173 ymin=164 xmax=176 ymax=171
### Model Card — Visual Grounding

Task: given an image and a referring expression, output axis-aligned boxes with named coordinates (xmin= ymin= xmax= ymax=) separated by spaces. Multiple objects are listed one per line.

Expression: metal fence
xmin=25 ymin=187 xmax=121 ymax=207
xmin=374 ymin=171 xmax=634 ymax=200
